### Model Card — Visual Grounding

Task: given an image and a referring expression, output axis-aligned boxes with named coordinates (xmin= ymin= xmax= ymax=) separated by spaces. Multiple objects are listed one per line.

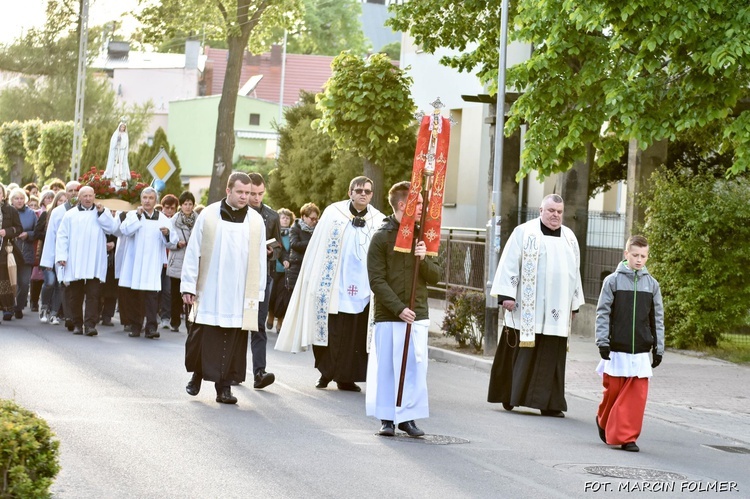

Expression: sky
xmin=0 ymin=0 xmax=141 ymax=44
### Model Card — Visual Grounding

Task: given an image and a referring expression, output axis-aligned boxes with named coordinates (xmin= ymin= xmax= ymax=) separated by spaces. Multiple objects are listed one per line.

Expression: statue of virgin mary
xmin=103 ymin=121 xmax=132 ymax=186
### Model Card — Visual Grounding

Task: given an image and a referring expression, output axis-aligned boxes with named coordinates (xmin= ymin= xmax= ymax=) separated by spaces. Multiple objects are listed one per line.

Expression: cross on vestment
xmin=347 ymin=285 xmax=358 ymax=296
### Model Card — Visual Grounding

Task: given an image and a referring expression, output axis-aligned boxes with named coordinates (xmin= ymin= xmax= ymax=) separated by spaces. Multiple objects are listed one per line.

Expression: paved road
xmin=1 ymin=318 xmax=748 ymax=498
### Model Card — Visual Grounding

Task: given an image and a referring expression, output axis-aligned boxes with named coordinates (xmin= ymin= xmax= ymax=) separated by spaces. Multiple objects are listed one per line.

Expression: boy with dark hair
xmin=595 ymin=235 xmax=665 ymax=452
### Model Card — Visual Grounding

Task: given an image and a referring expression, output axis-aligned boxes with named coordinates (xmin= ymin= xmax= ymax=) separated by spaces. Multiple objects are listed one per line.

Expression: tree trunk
xmin=363 ymin=157 xmax=384 ymax=212
xmin=207 ymin=0 xmax=263 ymax=203
xmin=10 ymin=155 xmax=24 ymax=185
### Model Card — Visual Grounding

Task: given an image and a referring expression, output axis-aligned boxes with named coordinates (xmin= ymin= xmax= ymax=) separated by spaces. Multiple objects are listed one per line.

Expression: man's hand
xmin=106 ymin=242 xmax=115 ymax=252
xmin=182 ymin=293 xmax=195 ymax=305
xmin=160 ymin=227 xmax=170 ymax=236
xmin=0 ymin=229 xmax=6 ymax=237
xmin=414 ymin=241 xmax=427 ymax=260
xmin=399 ymin=307 xmax=416 ymax=324
xmin=282 ymin=260 xmax=290 ymax=269
xmin=137 ymin=206 xmax=144 ymax=216
xmin=17 ymin=232 xmax=28 ymax=240
xmin=95 ymin=202 xmax=104 ymax=214
xmin=58 ymin=260 xmax=66 ymax=267
xmin=266 ymin=246 xmax=273 ymax=256
xmin=651 ymin=352 xmax=662 ymax=368
xmin=599 ymin=346 xmax=611 ymax=360
xmin=177 ymin=240 xmax=187 ymax=249
xmin=501 ymin=300 xmax=516 ymax=312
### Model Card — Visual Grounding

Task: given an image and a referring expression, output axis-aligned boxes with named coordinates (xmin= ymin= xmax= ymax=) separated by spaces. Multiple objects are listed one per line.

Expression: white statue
xmin=103 ymin=122 xmax=131 ymax=186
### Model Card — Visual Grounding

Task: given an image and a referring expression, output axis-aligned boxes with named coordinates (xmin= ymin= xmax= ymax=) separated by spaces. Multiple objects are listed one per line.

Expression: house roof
xmin=204 ymin=47 xmax=334 ymax=106
xmin=91 ymin=51 xmax=207 ymax=72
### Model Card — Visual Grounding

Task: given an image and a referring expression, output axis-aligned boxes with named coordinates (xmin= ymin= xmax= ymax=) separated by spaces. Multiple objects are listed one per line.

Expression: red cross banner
xmin=394 ymin=112 xmax=451 ymax=256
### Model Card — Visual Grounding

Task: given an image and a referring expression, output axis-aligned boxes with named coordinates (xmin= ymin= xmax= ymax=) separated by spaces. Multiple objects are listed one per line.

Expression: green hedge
xmin=0 ymin=400 xmax=60 ymax=498
xmin=644 ymin=169 xmax=750 ymax=348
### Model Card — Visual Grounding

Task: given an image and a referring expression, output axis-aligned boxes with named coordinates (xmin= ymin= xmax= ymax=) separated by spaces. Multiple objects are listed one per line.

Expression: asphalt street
xmin=1 ymin=317 xmax=748 ymax=498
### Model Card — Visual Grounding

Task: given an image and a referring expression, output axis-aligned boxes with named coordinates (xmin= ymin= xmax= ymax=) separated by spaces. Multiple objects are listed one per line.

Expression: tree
xmin=0 ymin=122 xmax=26 ymax=183
xmin=37 ymin=121 xmax=74 ymax=182
xmin=388 ymin=1 xmax=750 ymax=179
xmin=315 ymin=52 xmax=416 ymax=210
xmin=378 ymin=41 xmax=401 ymax=61
xmin=283 ymin=0 xmax=370 ymax=56
xmin=136 ymin=0 xmax=303 ymax=204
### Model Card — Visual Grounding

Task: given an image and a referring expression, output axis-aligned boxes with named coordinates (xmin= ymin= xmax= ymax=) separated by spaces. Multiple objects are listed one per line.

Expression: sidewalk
xmin=427 ymin=299 xmax=750 ymax=445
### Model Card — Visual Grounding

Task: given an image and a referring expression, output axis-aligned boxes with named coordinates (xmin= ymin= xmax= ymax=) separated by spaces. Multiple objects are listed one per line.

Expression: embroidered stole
xmin=314 ymin=219 xmax=345 ymax=344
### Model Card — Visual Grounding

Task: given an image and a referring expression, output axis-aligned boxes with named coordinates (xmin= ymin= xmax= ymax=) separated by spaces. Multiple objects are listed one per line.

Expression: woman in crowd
xmin=37 ymin=190 xmax=67 ymax=325
xmin=0 ymin=184 xmax=23 ymax=322
xmin=9 ymin=188 xmax=36 ymax=319
xmin=166 ymin=191 xmax=196 ymax=332
xmin=266 ymin=208 xmax=294 ymax=332
xmin=286 ymin=203 xmax=319 ymax=294
xmin=28 ymin=190 xmax=53 ymax=312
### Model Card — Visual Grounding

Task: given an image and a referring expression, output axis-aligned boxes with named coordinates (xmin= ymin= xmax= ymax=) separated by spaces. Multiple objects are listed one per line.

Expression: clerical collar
xmin=540 ymin=219 xmax=561 ymax=237
xmin=143 ymin=210 xmax=158 ymax=220
xmin=348 ymin=202 xmax=368 ymax=217
xmin=220 ymin=198 xmax=248 ymax=223
xmin=77 ymin=204 xmax=95 ymax=211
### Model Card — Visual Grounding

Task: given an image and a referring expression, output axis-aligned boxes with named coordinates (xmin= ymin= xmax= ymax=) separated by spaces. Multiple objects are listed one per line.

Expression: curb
xmin=428 ymin=346 xmax=493 ymax=373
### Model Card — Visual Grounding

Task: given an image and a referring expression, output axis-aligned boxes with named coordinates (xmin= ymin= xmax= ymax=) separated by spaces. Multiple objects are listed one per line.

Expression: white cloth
xmin=104 ymin=125 xmax=131 ymax=185
xmin=336 ymin=222 xmax=372 ymax=314
xmin=491 ymin=219 xmax=584 ymax=341
xmin=112 ymin=211 xmax=130 ymax=279
xmin=365 ymin=320 xmax=430 ymax=424
xmin=39 ymin=203 xmax=69 ymax=268
xmin=55 ymin=207 xmax=117 ymax=282
xmin=118 ymin=210 xmax=176 ymax=291
xmin=275 ymin=200 xmax=384 ymax=352
xmin=180 ymin=202 xmax=266 ymax=328
xmin=596 ymin=352 xmax=653 ymax=378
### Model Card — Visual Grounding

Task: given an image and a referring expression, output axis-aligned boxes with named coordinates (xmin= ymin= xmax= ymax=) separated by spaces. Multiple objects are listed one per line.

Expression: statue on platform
xmin=103 ymin=121 xmax=131 ymax=186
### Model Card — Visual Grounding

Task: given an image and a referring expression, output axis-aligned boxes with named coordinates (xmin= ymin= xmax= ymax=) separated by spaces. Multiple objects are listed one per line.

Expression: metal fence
xmin=436 ymin=211 xmax=627 ymax=304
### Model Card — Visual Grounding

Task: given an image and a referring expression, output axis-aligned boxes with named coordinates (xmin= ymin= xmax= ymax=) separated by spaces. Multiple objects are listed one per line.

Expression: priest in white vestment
xmin=119 ymin=187 xmax=177 ymax=339
xmin=181 ymin=172 xmax=266 ymax=405
xmin=40 ymin=181 xmax=80 ymax=331
xmin=365 ymin=182 xmax=441 ymax=437
xmin=56 ymin=186 xmax=117 ymax=336
xmin=276 ymin=176 xmax=385 ymax=392
xmin=487 ymin=194 xmax=584 ymax=417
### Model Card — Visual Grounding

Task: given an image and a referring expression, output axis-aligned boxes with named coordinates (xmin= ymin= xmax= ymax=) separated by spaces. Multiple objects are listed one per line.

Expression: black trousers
xmin=68 ymin=279 xmax=101 ymax=329
xmin=185 ymin=323 xmax=248 ymax=388
xmin=250 ymin=276 xmax=272 ymax=375
xmin=118 ymin=285 xmax=133 ymax=326
xmin=313 ymin=306 xmax=370 ymax=383
xmin=131 ymin=289 xmax=158 ymax=334
xmin=170 ymin=277 xmax=184 ymax=329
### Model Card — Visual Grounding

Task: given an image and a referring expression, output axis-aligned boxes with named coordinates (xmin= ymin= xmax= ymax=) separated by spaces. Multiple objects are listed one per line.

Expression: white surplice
xmin=55 ymin=206 xmax=117 ymax=282
xmin=39 ymin=203 xmax=71 ymax=268
xmin=180 ymin=202 xmax=266 ymax=328
xmin=118 ymin=210 xmax=177 ymax=291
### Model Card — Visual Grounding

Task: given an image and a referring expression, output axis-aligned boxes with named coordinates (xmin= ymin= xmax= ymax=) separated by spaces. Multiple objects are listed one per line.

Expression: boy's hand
xmin=651 ymin=352 xmax=662 ymax=368
xmin=599 ymin=346 xmax=611 ymax=360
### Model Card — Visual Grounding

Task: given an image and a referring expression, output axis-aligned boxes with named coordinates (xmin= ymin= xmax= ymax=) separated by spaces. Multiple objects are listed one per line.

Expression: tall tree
xmin=388 ymin=1 xmax=750 ymax=179
xmin=283 ymin=0 xmax=370 ymax=56
xmin=129 ymin=127 xmax=185 ymax=197
xmin=315 ymin=52 xmax=416 ymax=210
xmin=136 ymin=0 xmax=302 ymax=203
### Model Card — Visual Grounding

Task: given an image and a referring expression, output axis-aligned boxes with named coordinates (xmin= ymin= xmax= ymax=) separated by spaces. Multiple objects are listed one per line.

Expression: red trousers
xmin=596 ymin=374 xmax=649 ymax=445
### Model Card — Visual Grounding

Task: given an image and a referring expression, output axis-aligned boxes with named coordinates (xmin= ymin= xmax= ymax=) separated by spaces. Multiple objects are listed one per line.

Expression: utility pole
xmin=71 ymin=0 xmax=89 ymax=181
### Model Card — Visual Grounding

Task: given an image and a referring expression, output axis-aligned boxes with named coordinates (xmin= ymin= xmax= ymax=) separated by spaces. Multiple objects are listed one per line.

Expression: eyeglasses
xmin=353 ymin=188 xmax=372 ymax=195
xmin=306 ymin=216 xmax=318 ymax=222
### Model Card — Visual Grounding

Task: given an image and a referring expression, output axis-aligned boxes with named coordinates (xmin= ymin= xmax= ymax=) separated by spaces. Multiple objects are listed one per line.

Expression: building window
xmin=249 ymin=113 xmax=260 ymax=126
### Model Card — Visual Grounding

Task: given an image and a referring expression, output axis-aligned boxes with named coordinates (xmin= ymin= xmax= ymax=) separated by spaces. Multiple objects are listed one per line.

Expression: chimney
xmin=270 ymin=44 xmax=282 ymax=66
xmin=185 ymin=39 xmax=200 ymax=69
xmin=107 ymin=41 xmax=130 ymax=59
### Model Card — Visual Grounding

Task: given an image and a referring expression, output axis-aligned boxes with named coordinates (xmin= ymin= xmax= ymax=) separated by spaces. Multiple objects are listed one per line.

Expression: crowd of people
xmin=1 ymin=172 xmax=665 ymax=448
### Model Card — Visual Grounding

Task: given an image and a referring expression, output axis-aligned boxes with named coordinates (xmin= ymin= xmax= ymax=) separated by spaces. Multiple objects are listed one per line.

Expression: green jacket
xmin=367 ymin=215 xmax=442 ymax=323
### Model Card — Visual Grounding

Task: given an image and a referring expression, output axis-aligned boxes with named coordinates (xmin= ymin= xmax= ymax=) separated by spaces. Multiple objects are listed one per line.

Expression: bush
xmin=0 ymin=399 xmax=60 ymax=498
xmin=441 ymin=286 xmax=485 ymax=352
xmin=643 ymin=169 xmax=750 ymax=348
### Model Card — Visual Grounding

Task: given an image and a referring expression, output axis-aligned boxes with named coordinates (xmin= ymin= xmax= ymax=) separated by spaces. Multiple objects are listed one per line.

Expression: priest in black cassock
xmin=181 ymin=172 xmax=266 ymax=405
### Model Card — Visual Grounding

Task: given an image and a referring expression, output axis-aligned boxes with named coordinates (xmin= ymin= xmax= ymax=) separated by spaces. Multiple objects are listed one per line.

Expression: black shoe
xmin=336 ymin=382 xmax=361 ymax=392
xmin=186 ymin=374 xmax=202 ymax=396
xmin=73 ymin=327 xmax=84 ymax=335
xmin=378 ymin=420 xmax=395 ymax=437
xmin=502 ymin=402 xmax=514 ymax=411
xmin=540 ymin=410 xmax=565 ymax=418
xmin=100 ymin=318 xmax=114 ymax=327
xmin=621 ymin=442 xmax=640 ymax=452
xmin=3 ymin=313 xmax=12 ymax=321
xmin=169 ymin=325 xmax=180 ymax=332
xmin=253 ymin=371 xmax=275 ymax=389
xmin=216 ymin=387 xmax=238 ymax=404
xmin=31 ymin=305 xmax=38 ymax=312
xmin=596 ymin=416 xmax=607 ymax=443
xmin=145 ymin=330 xmax=160 ymax=339
xmin=315 ymin=376 xmax=330 ymax=389
xmin=65 ymin=319 xmax=75 ymax=331
xmin=397 ymin=420 xmax=425 ymax=437
xmin=14 ymin=310 xmax=23 ymax=319
xmin=84 ymin=327 xmax=98 ymax=337
xmin=128 ymin=329 xmax=141 ymax=337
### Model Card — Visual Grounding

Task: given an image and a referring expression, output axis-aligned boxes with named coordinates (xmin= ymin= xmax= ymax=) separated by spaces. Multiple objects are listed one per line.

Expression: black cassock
xmin=185 ymin=324 xmax=249 ymax=387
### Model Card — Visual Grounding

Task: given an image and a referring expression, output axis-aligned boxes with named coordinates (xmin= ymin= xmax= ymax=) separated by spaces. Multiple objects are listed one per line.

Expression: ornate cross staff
xmin=394 ymin=98 xmax=453 ymax=407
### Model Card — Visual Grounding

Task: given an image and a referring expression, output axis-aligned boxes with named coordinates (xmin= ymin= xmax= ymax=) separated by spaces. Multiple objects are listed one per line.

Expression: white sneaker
xmin=39 ymin=309 xmax=48 ymax=323
xmin=49 ymin=315 xmax=60 ymax=325
xmin=160 ymin=319 xmax=170 ymax=329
